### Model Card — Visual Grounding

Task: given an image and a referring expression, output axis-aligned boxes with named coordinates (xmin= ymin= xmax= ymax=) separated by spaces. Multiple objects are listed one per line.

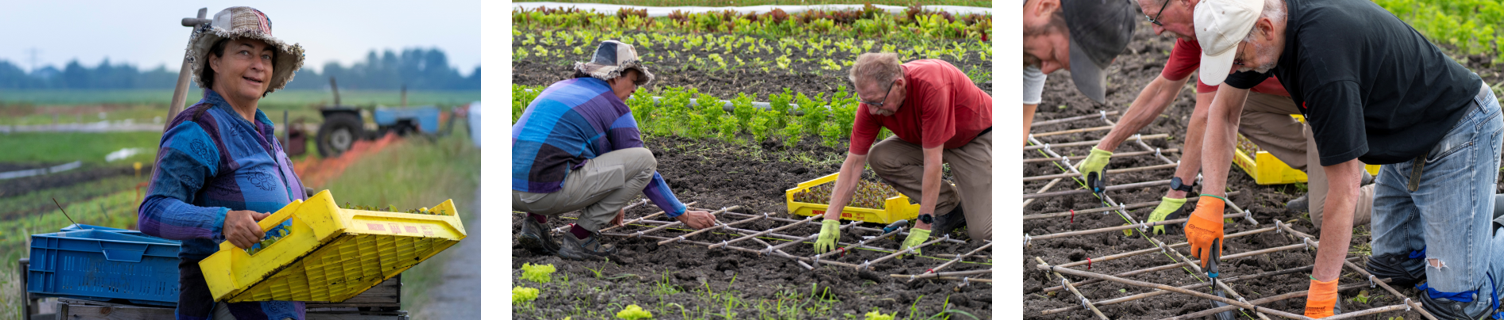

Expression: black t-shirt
xmin=1224 ymin=0 xmax=1482 ymax=166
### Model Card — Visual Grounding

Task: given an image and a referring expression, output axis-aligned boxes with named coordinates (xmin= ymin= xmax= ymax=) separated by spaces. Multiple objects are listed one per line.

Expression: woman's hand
xmin=224 ymin=210 xmax=271 ymax=248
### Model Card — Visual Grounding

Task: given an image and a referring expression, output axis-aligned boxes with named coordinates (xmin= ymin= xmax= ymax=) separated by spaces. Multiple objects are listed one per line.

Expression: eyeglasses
xmin=1145 ymin=0 xmax=1171 ymax=26
xmin=862 ymin=80 xmax=897 ymax=107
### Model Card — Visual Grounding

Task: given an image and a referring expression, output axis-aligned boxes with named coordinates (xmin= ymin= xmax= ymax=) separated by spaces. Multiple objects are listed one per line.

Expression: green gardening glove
xmin=1147 ymin=197 xmax=1188 ymax=235
xmin=898 ymin=228 xmax=931 ymax=258
xmin=1079 ymin=147 xmax=1113 ymax=195
xmin=814 ymin=219 xmax=841 ymax=253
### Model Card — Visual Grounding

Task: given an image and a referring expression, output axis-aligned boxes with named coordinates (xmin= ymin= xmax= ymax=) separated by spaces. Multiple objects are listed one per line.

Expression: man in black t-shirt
xmin=1189 ymin=0 xmax=1504 ymax=318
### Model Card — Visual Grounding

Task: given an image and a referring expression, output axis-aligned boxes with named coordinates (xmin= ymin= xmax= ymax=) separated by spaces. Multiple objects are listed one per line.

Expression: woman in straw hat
xmin=138 ymin=6 xmax=307 ymax=320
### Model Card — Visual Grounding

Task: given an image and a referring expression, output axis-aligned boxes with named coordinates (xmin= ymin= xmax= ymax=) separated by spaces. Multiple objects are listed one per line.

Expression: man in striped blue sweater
xmin=513 ymin=41 xmax=718 ymax=261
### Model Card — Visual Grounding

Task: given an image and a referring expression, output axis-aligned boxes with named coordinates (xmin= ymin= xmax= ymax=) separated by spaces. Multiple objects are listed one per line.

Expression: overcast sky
xmin=0 ymin=1 xmax=480 ymax=74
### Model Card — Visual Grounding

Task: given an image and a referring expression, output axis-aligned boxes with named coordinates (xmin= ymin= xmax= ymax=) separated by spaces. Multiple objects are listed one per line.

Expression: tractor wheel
xmin=316 ymin=113 xmax=364 ymax=158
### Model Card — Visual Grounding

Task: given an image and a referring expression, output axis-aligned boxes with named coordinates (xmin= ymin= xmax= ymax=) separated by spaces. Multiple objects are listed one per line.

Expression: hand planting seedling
xmin=792 ymin=180 xmax=901 ymax=209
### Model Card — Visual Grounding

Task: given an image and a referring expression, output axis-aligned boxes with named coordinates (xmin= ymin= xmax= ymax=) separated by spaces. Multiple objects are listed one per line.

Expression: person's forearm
xmin=918 ymin=148 xmax=944 ymax=230
xmin=1024 ymin=104 xmax=1038 ymax=145
xmin=1166 ymin=92 xmax=1216 ymax=199
xmin=1097 ymin=75 xmax=1190 ymax=151
xmin=825 ymin=155 xmax=866 ymax=220
xmin=1313 ymin=160 xmax=1363 ymax=281
xmin=1199 ymin=86 xmax=1250 ymax=198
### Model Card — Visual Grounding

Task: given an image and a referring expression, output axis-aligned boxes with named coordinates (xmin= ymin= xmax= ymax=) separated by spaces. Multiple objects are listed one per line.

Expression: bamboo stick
xmin=1035 ymin=264 xmax=1312 ymax=319
xmin=1031 ymin=111 xmax=1120 ymax=127
xmin=1042 ymin=234 xmax=1301 ymax=293
xmin=1022 ymin=177 xmax=1063 ymax=208
xmin=1024 ymin=191 xmax=1243 ymax=220
xmin=1151 ymin=236 xmax=1273 ymax=320
xmin=846 ymin=235 xmax=950 ymax=270
xmin=1037 ymin=257 xmax=1110 ymax=320
xmin=628 ymin=205 xmax=736 ymax=238
xmin=655 ymin=206 xmax=747 ymax=245
xmin=893 ymin=269 xmax=991 ymax=280
xmin=1042 ymin=261 xmax=1352 ymax=315
xmin=1025 ymin=134 xmax=1170 ymax=151
xmin=710 ymin=215 xmax=817 ymax=248
xmin=1026 ymin=212 xmax=1246 ymax=242
xmin=1053 ymin=226 xmax=1274 ymax=268
xmin=1028 ymin=147 xmax=1179 ymax=162
xmin=914 ymin=242 xmax=992 ymax=279
xmin=1032 ymin=125 xmax=1115 ymax=138
xmin=1274 ymin=221 xmax=1436 ymax=320
xmin=1022 ymin=179 xmax=1174 ymax=199
xmin=1024 ymin=163 xmax=1180 ymax=181
xmin=1169 ymin=283 xmax=1383 ymax=320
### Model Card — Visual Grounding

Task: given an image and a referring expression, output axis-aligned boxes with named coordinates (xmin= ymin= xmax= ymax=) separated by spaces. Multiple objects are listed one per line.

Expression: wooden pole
xmin=1025 ymin=133 xmax=1170 ymax=151
xmin=1023 ymin=149 xmax=1179 ymax=164
xmin=1024 ymin=163 xmax=1180 ymax=181
xmin=1036 ymin=257 xmax=1109 ymax=320
xmin=1035 ymin=264 xmax=1311 ymax=319
xmin=1030 ymin=111 xmax=1120 ymax=127
xmin=1031 ymin=125 xmax=1115 ymax=138
xmin=166 ymin=8 xmax=210 ymax=131
xmin=1021 ymin=179 xmax=1173 ymax=199
xmin=1023 ymin=191 xmax=1242 ymax=220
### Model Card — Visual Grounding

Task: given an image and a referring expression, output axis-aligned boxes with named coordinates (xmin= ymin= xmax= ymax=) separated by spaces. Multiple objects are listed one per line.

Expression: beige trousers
xmin=513 ymin=147 xmax=659 ymax=232
xmin=1238 ymin=92 xmax=1373 ymax=229
xmin=868 ymin=131 xmax=992 ymax=240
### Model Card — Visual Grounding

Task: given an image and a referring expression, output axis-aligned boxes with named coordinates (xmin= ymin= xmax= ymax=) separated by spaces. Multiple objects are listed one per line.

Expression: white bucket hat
xmin=188 ymin=7 xmax=305 ymax=95
xmin=1195 ymin=0 xmax=1263 ymax=86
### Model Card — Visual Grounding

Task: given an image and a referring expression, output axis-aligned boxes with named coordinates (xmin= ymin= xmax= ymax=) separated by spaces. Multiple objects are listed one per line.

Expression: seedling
xmin=512 ymin=286 xmax=540 ymax=304
xmin=616 ymin=304 xmax=654 ymax=320
xmin=521 ymin=263 xmax=556 ymax=284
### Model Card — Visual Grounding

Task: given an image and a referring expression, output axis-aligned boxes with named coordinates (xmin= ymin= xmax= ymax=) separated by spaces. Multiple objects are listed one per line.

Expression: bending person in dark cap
xmin=1022 ymin=0 xmax=1137 ymax=143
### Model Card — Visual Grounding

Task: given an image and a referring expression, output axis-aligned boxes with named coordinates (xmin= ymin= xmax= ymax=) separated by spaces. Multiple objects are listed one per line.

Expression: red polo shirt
xmin=850 ymin=59 xmax=992 ymax=155
xmin=1163 ymin=38 xmax=1289 ymax=95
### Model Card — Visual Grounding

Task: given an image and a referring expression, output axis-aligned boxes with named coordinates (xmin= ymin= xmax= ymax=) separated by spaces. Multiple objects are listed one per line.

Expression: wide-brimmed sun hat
xmin=188 ymin=6 xmax=305 ymax=95
xmin=574 ymin=40 xmax=654 ymax=86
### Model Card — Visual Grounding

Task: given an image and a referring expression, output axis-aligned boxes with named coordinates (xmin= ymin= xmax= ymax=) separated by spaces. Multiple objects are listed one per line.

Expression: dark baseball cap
xmin=1062 ymin=0 xmax=1137 ymax=103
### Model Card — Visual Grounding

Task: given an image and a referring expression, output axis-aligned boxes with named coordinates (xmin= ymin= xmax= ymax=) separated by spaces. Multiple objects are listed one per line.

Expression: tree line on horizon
xmin=0 ymin=48 xmax=479 ymax=91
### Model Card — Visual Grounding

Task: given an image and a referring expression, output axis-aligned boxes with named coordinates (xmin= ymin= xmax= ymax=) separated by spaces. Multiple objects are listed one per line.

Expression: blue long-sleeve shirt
xmin=512 ymin=77 xmax=688 ymax=217
xmin=138 ymin=89 xmax=305 ymax=320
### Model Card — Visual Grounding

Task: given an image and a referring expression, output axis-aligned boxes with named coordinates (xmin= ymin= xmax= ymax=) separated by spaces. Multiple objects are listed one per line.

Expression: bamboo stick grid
xmin=1024 ymin=112 xmax=1432 ymax=319
xmin=518 ymin=199 xmax=991 ymax=287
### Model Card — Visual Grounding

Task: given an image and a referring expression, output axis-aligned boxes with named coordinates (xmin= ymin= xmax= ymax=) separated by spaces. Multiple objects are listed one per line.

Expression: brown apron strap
xmin=1408 ymin=154 xmax=1425 ymax=192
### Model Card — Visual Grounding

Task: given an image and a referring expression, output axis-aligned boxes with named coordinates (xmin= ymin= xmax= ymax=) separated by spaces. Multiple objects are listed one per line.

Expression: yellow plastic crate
xmin=785 ymin=173 xmax=920 ymax=224
xmin=200 ymin=190 xmax=466 ymax=303
xmin=1233 ymin=114 xmax=1380 ymax=185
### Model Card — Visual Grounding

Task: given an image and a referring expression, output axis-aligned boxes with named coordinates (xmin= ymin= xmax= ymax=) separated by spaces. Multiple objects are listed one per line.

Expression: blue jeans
xmin=1371 ymin=83 xmax=1503 ymax=301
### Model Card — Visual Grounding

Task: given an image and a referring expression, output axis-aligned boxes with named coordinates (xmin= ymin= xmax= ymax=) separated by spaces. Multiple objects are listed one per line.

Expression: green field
xmin=527 ymin=0 xmax=989 ymax=7
xmin=0 ymin=131 xmax=160 ymax=165
xmin=0 ymin=89 xmax=479 ymax=108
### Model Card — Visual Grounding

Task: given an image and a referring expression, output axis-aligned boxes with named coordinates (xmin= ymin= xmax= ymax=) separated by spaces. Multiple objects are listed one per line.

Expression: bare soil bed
xmin=513 ymin=135 xmax=992 ymax=319
xmin=1017 ymin=19 xmax=1504 ymax=319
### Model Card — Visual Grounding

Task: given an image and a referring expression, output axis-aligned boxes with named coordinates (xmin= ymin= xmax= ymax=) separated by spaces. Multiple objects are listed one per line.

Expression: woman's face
xmin=210 ymin=38 xmax=275 ymax=102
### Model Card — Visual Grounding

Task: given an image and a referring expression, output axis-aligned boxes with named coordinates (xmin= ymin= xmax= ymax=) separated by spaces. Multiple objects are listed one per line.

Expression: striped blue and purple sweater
xmin=512 ymin=77 xmax=687 ymax=217
xmin=138 ymin=89 xmax=305 ymax=320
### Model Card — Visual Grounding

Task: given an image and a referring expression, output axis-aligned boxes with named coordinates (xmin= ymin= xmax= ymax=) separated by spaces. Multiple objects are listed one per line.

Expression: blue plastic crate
xmin=28 ymin=225 xmax=181 ymax=307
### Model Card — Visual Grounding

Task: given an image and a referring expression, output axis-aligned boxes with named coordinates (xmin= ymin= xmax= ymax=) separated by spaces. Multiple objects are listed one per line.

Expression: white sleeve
xmin=1023 ymin=65 xmax=1047 ymax=105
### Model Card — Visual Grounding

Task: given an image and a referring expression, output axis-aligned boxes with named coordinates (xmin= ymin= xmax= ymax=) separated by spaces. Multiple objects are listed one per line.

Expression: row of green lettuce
xmin=512 ymin=84 xmax=897 ymax=149
xmin=514 ymin=5 xmax=990 ymax=42
xmin=1377 ymin=0 xmax=1503 ymax=62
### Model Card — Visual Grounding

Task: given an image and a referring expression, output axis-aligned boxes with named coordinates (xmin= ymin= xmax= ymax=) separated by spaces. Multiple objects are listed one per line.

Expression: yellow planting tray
xmin=785 ymin=173 xmax=919 ymax=224
xmin=1233 ymin=114 xmax=1379 ymax=185
xmin=200 ymin=190 xmax=466 ymax=303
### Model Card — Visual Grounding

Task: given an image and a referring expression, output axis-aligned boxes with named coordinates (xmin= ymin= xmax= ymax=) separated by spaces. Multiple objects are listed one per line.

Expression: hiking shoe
xmin=517 ymin=215 xmax=560 ymax=255
xmin=1365 ymin=252 xmax=1427 ymax=288
xmin=1417 ymin=285 xmax=1495 ymax=320
xmin=558 ymin=232 xmax=615 ymax=261
xmin=932 ymin=206 xmax=967 ymax=239
xmin=1286 ymin=194 xmax=1309 ymax=213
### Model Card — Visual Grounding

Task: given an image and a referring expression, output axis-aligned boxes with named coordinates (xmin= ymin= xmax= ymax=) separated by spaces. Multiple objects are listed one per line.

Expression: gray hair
xmin=1244 ymin=0 xmax=1286 ymax=42
xmin=848 ymin=53 xmax=903 ymax=88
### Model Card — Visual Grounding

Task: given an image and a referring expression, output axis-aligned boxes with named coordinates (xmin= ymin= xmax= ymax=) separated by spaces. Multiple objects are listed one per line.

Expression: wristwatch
xmin=917 ymin=214 xmax=934 ymax=224
xmin=1170 ymin=177 xmax=1197 ymax=193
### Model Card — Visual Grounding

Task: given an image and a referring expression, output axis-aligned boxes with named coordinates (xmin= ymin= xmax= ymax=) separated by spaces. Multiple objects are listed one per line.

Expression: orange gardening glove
xmin=1304 ymin=278 xmax=1339 ymax=318
xmin=1184 ymin=195 xmax=1227 ymax=268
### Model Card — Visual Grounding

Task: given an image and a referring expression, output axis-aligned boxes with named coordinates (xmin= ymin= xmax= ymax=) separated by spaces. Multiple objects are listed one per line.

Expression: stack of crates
xmin=27 ymin=224 xmax=182 ymax=306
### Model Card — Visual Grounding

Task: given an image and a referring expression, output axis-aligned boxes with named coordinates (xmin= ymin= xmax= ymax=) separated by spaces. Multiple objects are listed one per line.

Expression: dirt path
xmin=411 ymin=186 xmax=482 ymax=319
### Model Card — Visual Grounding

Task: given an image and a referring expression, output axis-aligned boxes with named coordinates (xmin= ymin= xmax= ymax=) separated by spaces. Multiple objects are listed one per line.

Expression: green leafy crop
xmin=616 ymin=304 xmax=654 ymax=320
xmin=512 ymin=286 xmax=540 ymax=304
xmin=520 ymin=263 xmax=556 ymax=284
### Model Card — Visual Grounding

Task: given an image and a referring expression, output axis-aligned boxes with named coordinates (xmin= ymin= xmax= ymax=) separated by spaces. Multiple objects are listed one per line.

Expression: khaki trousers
xmin=868 ymin=131 xmax=992 ymax=240
xmin=1238 ymin=92 xmax=1373 ymax=229
xmin=513 ymin=147 xmax=658 ymax=232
